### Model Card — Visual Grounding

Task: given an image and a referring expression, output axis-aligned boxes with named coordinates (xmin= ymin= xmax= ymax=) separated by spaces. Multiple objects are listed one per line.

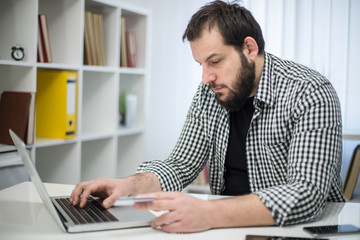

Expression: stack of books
xmin=84 ymin=11 xmax=106 ymax=66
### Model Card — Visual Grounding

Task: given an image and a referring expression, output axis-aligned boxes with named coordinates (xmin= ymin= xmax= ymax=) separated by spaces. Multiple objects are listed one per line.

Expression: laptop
xmin=9 ymin=129 xmax=156 ymax=233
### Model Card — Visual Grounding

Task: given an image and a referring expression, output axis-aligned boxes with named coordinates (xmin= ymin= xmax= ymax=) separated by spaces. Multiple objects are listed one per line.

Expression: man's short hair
xmin=183 ymin=0 xmax=265 ymax=54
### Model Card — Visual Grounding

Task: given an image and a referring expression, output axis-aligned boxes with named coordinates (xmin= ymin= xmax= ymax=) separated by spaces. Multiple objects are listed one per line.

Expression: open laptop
xmin=9 ymin=129 xmax=156 ymax=233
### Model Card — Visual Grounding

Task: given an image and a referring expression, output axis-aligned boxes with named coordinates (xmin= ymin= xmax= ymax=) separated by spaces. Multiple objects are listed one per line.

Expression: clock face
xmin=11 ymin=47 xmax=25 ymax=61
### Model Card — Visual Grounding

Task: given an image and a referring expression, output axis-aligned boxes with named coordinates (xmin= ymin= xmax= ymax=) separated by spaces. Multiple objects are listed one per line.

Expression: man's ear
xmin=243 ymin=36 xmax=259 ymax=61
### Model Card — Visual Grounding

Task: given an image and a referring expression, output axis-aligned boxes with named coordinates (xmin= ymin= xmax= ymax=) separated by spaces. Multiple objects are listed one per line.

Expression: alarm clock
xmin=11 ymin=46 xmax=25 ymax=61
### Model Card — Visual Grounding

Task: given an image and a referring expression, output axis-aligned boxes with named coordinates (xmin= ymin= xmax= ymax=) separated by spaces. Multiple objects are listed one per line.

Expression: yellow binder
xmin=36 ymin=70 xmax=77 ymax=139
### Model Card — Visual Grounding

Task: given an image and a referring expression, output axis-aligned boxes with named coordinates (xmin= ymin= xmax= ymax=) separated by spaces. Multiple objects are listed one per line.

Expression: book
xmin=36 ymin=71 xmax=77 ymax=139
xmin=96 ymin=13 xmax=106 ymax=66
xmin=0 ymin=91 xmax=36 ymax=145
xmin=93 ymin=13 xmax=105 ymax=66
xmin=25 ymin=92 xmax=36 ymax=144
xmin=37 ymin=22 xmax=44 ymax=63
xmin=126 ymin=31 xmax=137 ymax=68
xmin=344 ymin=145 xmax=360 ymax=200
xmin=120 ymin=16 xmax=128 ymax=67
xmin=38 ymin=14 xmax=52 ymax=63
xmin=84 ymin=11 xmax=92 ymax=65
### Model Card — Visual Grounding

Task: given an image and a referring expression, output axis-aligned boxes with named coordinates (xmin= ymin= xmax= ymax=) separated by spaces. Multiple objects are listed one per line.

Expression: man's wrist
xmin=126 ymin=172 xmax=162 ymax=195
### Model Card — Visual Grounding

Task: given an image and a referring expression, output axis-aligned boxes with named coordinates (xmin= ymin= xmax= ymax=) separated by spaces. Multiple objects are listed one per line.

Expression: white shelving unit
xmin=0 ymin=0 xmax=151 ymax=185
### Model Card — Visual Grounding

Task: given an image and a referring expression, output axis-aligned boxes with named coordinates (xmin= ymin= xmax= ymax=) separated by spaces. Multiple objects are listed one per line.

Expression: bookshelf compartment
xmin=81 ymin=138 xmax=117 ymax=181
xmin=85 ymin=0 xmax=119 ymax=67
xmin=38 ymin=0 xmax=83 ymax=65
xmin=120 ymin=9 xmax=147 ymax=69
xmin=119 ymin=74 xmax=145 ymax=128
xmin=0 ymin=65 xmax=36 ymax=92
xmin=0 ymin=0 xmax=37 ymax=63
xmin=82 ymin=71 xmax=118 ymax=135
xmin=117 ymin=133 xmax=145 ymax=178
xmin=35 ymin=143 xmax=81 ymax=184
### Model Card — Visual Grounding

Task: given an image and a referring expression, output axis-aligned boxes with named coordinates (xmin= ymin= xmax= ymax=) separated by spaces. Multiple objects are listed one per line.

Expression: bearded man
xmin=71 ymin=0 xmax=345 ymax=233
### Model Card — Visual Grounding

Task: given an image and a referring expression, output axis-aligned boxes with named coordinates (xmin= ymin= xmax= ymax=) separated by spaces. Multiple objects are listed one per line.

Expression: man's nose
xmin=202 ymin=67 xmax=216 ymax=84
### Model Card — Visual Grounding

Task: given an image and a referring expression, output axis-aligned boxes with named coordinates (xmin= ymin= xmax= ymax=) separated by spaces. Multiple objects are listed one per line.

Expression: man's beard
xmin=211 ymin=52 xmax=255 ymax=112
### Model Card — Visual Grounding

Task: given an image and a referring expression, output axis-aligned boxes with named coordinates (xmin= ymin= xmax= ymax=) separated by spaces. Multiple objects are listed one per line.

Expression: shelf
xmin=0 ymin=144 xmax=17 ymax=153
xmin=35 ymin=143 xmax=81 ymax=184
xmin=85 ymin=0 xmax=119 ymax=68
xmin=0 ymin=0 xmax=37 ymax=63
xmin=81 ymin=137 xmax=117 ymax=181
xmin=0 ymin=65 xmax=36 ymax=92
xmin=0 ymin=60 xmax=34 ymax=67
xmin=35 ymin=137 xmax=78 ymax=148
xmin=82 ymin=71 xmax=118 ymax=134
xmin=36 ymin=62 xmax=81 ymax=71
xmin=83 ymin=65 xmax=118 ymax=73
xmin=81 ymin=132 xmax=115 ymax=142
xmin=343 ymin=132 xmax=360 ymax=140
xmin=38 ymin=0 xmax=83 ymax=65
xmin=119 ymin=67 xmax=146 ymax=75
xmin=0 ymin=0 xmax=150 ymax=185
xmin=117 ymin=126 xmax=144 ymax=136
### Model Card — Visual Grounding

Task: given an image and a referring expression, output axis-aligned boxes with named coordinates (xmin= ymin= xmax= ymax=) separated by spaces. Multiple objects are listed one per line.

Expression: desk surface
xmin=0 ymin=182 xmax=360 ymax=240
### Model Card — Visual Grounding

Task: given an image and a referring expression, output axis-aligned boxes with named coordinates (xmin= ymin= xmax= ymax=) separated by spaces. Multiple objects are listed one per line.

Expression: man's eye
xmin=211 ymin=60 xmax=220 ymax=65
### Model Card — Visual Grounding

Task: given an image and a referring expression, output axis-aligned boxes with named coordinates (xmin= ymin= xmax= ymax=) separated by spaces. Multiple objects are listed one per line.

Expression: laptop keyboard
xmin=55 ymin=197 xmax=118 ymax=225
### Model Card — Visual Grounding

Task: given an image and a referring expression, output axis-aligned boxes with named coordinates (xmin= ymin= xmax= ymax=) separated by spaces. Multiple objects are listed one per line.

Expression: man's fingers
xmin=70 ymin=182 xmax=87 ymax=206
xmin=102 ymin=193 xmax=120 ymax=208
xmin=70 ymin=180 xmax=102 ymax=207
xmin=150 ymin=211 xmax=179 ymax=230
xmin=79 ymin=188 xmax=93 ymax=208
xmin=134 ymin=198 xmax=177 ymax=211
xmin=158 ymin=221 xmax=184 ymax=233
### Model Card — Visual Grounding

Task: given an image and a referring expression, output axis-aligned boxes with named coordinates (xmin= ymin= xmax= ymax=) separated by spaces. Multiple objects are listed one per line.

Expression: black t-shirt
xmin=221 ymin=97 xmax=255 ymax=196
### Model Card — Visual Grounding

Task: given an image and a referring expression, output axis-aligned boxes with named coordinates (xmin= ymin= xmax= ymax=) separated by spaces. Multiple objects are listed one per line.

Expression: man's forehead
xmin=190 ymin=28 xmax=226 ymax=61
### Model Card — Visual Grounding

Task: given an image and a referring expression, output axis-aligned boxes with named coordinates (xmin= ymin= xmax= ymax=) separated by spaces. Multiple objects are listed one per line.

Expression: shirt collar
xmin=254 ymin=52 xmax=276 ymax=107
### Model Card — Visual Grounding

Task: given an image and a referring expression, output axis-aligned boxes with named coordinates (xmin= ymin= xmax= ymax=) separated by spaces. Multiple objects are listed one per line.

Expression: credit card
xmin=114 ymin=196 xmax=155 ymax=206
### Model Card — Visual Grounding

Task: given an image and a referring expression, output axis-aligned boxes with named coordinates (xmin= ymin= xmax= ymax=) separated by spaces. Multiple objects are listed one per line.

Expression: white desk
xmin=1 ymin=182 xmax=360 ymax=240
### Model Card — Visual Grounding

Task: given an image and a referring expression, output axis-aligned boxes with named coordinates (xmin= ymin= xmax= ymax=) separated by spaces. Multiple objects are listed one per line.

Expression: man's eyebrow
xmin=194 ymin=53 xmax=221 ymax=65
xmin=205 ymin=53 xmax=221 ymax=62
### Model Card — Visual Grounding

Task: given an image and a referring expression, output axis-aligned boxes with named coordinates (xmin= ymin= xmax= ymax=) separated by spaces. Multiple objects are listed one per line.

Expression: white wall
xmin=119 ymin=0 xmax=209 ymax=161
xmin=120 ymin=0 xmax=360 ymax=189
xmin=245 ymin=0 xmax=360 ymax=193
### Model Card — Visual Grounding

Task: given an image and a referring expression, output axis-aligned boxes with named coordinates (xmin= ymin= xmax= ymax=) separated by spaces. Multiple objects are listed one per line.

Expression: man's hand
xmin=70 ymin=178 xmax=129 ymax=208
xmin=134 ymin=191 xmax=275 ymax=233
xmin=70 ymin=173 xmax=161 ymax=208
xmin=134 ymin=191 xmax=213 ymax=233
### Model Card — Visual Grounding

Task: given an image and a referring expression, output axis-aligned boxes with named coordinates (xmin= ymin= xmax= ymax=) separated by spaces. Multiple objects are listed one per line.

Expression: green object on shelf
xmin=119 ymin=90 xmax=127 ymax=125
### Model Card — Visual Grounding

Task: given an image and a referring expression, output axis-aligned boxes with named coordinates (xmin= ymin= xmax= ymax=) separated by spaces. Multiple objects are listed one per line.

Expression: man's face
xmin=190 ymin=28 xmax=255 ymax=111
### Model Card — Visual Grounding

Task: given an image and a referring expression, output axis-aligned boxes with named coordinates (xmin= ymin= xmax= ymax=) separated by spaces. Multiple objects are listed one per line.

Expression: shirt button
xmin=222 ymin=144 xmax=226 ymax=149
xmin=219 ymin=171 xmax=223 ymax=175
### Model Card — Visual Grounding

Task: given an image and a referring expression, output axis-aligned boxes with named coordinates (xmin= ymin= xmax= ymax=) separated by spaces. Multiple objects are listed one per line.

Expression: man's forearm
xmin=126 ymin=172 xmax=162 ymax=195
xmin=207 ymin=193 xmax=275 ymax=228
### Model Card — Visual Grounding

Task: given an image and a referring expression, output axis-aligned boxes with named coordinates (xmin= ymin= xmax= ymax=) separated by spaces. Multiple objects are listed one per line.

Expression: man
xmin=71 ymin=0 xmax=345 ymax=233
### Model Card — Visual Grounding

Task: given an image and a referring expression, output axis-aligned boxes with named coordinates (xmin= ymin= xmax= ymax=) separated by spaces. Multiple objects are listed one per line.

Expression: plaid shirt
xmin=137 ymin=52 xmax=345 ymax=226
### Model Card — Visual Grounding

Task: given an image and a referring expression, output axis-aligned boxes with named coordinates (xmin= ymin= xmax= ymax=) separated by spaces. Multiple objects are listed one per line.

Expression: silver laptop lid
xmin=9 ymin=129 xmax=66 ymax=232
